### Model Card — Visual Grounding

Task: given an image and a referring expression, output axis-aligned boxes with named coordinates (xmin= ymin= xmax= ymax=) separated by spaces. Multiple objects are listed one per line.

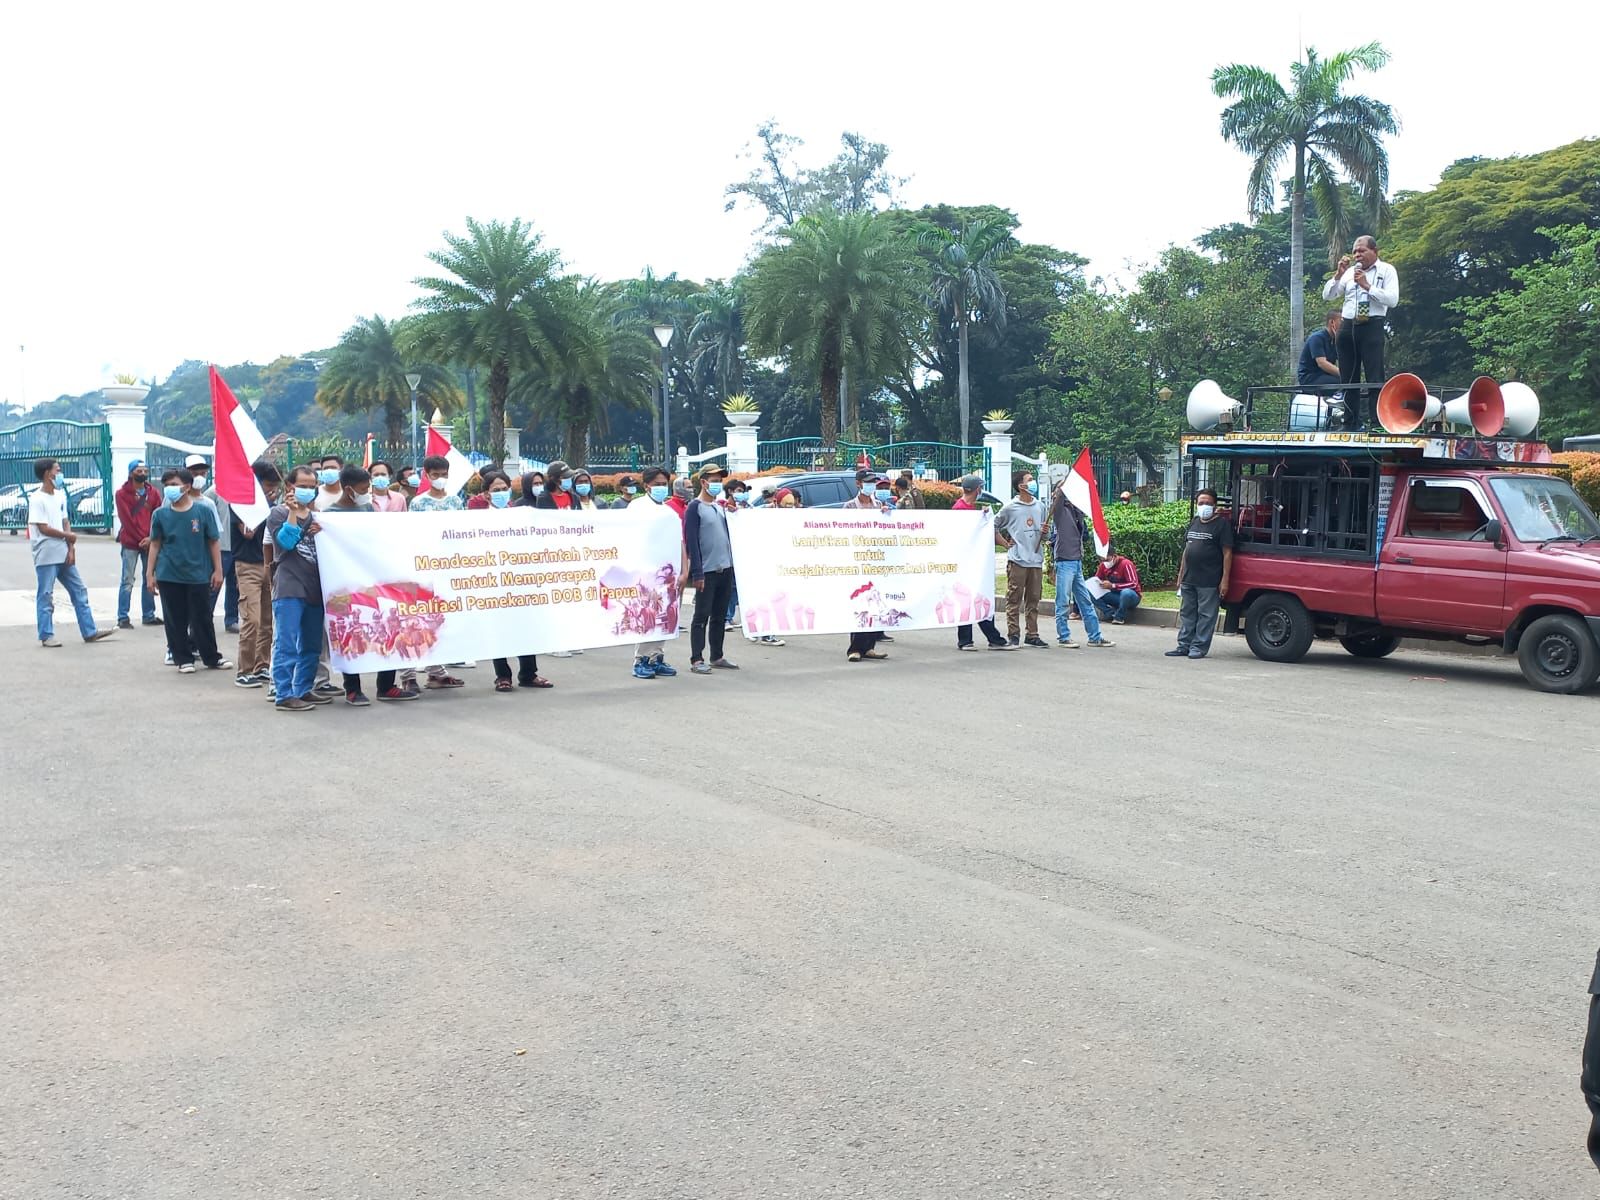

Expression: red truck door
xmin=1376 ymin=475 xmax=1508 ymax=634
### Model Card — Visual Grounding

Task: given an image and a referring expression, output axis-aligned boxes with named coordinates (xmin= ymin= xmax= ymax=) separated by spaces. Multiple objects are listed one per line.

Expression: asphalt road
xmin=4 ymin=535 xmax=1597 ymax=1198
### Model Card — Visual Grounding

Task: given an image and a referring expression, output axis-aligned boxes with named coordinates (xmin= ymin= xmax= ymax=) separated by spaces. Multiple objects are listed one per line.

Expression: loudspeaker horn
xmin=1442 ymin=376 xmax=1505 ymax=437
xmin=1187 ymin=379 xmax=1242 ymax=433
xmin=1499 ymin=381 xmax=1540 ymax=438
xmin=1376 ymin=373 xmax=1443 ymax=434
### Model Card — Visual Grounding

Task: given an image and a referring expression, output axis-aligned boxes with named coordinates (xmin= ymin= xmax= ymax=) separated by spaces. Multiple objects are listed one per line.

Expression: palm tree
xmin=317 ymin=316 xmax=457 ymax=446
xmin=689 ymin=280 xmax=745 ymax=401
xmin=916 ymin=219 xmax=1018 ymax=447
xmin=745 ymin=209 xmax=918 ymax=456
xmin=511 ymin=280 xmax=656 ymax=466
xmin=1212 ymin=43 xmax=1397 ymax=374
xmin=410 ymin=217 xmax=562 ymax=466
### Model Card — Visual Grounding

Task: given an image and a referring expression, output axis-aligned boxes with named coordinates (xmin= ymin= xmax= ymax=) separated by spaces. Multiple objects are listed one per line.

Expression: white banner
xmin=314 ymin=508 xmax=684 ymax=672
xmin=726 ymin=509 xmax=997 ymax=637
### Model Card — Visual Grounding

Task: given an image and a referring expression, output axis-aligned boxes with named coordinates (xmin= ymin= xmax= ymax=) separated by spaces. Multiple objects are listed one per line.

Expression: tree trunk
xmin=842 ymin=361 xmax=856 ymax=440
xmin=385 ymin=395 xmax=404 ymax=446
xmin=957 ymin=307 xmax=971 ymax=447
xmin=464 ymin=369 xmax=478 ymax=453
xmin=1289 ymin=143 xmax=1306 ymax=381
xmin=489 ymin=357 xmax=510 ymax=469
xmin=819 ymin=340 xmax=841 ymax=466
xmin=563 ymin=417 xmax=587 ymax=467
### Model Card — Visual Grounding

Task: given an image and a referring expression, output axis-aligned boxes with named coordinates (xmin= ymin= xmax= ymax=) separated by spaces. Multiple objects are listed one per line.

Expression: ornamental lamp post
xmin=405 ymin=372 xmax=423 ymax=471
xmin=652 ymin=324 xmax=674 ymax=465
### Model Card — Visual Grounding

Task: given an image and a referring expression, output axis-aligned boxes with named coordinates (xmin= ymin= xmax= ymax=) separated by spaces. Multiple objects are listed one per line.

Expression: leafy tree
xmin=745 ymin=209 xmax=918 ymax=454
xmin=1454 ymin=223 xmax=1600 ymax=443
xmin=725 ymin=122 xmax=903 ymax=233
xmin=916 ymin=218 xmax=1019 ymax=447
xmin=1212 ymin=42 xmax=1397 ymax=372
xmin=688 ymin=279 xmax=745 ymax=401
xmin=410 ymin=217 xmax=562 ymax=467
xmin=317 ymin=316 xmax=457 ymax=446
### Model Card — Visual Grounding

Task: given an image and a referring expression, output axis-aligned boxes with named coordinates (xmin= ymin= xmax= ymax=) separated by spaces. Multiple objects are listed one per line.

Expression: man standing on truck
xmin=1322 ymin=235 xmax=1400 ymax=430
xmin=1167 ymin=487 xmax=1234 ymax=661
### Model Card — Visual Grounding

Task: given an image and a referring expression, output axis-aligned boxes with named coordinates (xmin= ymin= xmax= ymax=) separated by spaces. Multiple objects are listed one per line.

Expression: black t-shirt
xmin=1181 ymin=515 xmax=1235 ymax=588
xmin=1297 ymin=328 xmax=1337 ymax=384
xmin=232 ymin=511 xmax=267 ymax=564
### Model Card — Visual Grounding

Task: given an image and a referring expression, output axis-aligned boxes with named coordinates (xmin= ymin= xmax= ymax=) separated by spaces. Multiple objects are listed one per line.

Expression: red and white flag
xmin=209 ymin=365 xmax=270 ymax=526
xmin=424 ymin=417 xmax=475 ymax=499
xmin=1063 ymin=447 xmax=1110 ymax=557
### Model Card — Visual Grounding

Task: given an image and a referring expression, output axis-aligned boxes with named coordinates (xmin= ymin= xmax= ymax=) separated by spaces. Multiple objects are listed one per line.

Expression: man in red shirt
xmin=114 ymin=458 xmax=162 ymax=628
xmin=953 ymin=475 xmax=1013 ymax=651
xmin=1093 ymin=547 xmax=1143 ymax=625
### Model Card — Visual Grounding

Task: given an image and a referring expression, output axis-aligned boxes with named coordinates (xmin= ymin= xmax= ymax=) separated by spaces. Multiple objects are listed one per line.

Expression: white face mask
xmin=1196 ymin=504 xmax=1216 ymax=520
xmin=429 ymin=475 xmax=448 ymax=491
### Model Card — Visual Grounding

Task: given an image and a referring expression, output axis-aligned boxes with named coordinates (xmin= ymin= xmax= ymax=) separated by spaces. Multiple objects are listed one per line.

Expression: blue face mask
xmin=735 ymin=491 xmax=750 ymax=505
xmin=294 ymin=486 xmax=317 ymax=504
xmin=875 ymin=488 xmax=892 ymax=502
xmin=707 ymin=481 xmax=723 ymax=497
xmin=650 ymin=484 xmax=669 ymax=503
xmin=576 ymin=483 xmax=592 ymax=497
xmin=489 ymin=490 xmax=511 ymax=508
xmin=1022 ymin=481 xmax=1036 ymax=495
xmin=163 ymin=484 xmax=184 ymax=502
xmin=559 ymin=478 xmax=573 ymax=492
xmin=318 ymin=468 xmax=339 ymax=486
xmin=371 ymin=475 xmax=391 ymax=489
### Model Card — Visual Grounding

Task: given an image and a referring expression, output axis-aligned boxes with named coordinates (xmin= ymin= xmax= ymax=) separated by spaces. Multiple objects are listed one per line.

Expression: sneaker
xmin=988 ymin=641 xmax=1019 ymax=651
xmin=164 ymin=650 xmax=173 ymax=666
xmin=648 ymin=654 xmax=676 ymax=677
xmin=710 ymin=658 xmax=739 ymax=670
xmin=1007 ymin=635 xmax=1020 ymax=647
xmin=847 ymin=651 xmax=863 ymax=663
xmin=724 ymin=622 xmax=739 ymax=632
xmin=345 ymin=690 xmax=371 ymax=706
xmin=425 ymin=674 xmax=465 ymax=689
xmin=265 ymin=684 xmax=277 ymax=701
xmin=1056 ymin=638 xmax=1079 ymax=648
xmin=376 ymin=686 xmax=419 ymax=702
xmin=178 ymin=663 xmax=196 ymax=674
xmin=1023 ymin=636 xmax=1050 ymax=648
xmin=957 ymin=642 xmax=977 ymax=651
xmin=879 ymin=634 xmax=894 ymax=643
xmin=117 ymin=618 xmax=134 ymax=630
xmin=275 ymin=697 xmax=313 ymax=713
xmin=759 ymin=635 xmax=785 ymax=646
xmin=313 ymin=679 xmax=342 ymax=695
xmin=1111 ymin=616 xmax=1126 ymax=625
xmin=235 ymin=672 xmax=263 ymax=688
xmin=446 ymin=661 xmax=473 ymax=668
xmin=299 ymin=691 xmax=334 ymax=706
xmin=224 ymin=624 xmax=240 ymax=634
xmin=1188 ymin=651 xmax=1209 ymax=660
xmin=250 ymin=671 xmax=273 ymax=685
xmin=41 ymin=637 xmax=63 ymax=648
xmin=403 ymin=679 xmax=421 ymax=697
xmin=206 ymin=658 xmax=233 ymax=671
xmin=1164 ymin=647 xmax=1190 ymax=657
xmin=142 ymin=617 xmax=165 ymax=627
xmin=84 ymin=630 xmax=115 ymax=643
xmin=690 ymin=660 xmax=713 ymax=674
xmin=549 ymin=651 xmax=575 ymax=658
xmin=1087 ymin=637 xmax=1115 ymax=648
xmin=862 ymin=649 xmax=889 ymax=660
xmin=570 ymin=649 xmax=584 ymax=655
xmin=632 ymin=657 xmax=656 ymax=680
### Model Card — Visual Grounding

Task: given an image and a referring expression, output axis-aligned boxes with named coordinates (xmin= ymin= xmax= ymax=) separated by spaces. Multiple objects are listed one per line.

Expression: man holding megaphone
xmin=1323 ymin=234 xmax=1400 ymax=430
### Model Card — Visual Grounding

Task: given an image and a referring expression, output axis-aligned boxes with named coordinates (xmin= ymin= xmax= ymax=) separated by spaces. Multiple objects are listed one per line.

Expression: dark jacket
xmin=1048 ymin=490 xmax=1086 ymax=561
xmin=1585 ymin=951 xmax=1600 ymax=1170
xmin=114 ymin=479 xmax=160 ymax=549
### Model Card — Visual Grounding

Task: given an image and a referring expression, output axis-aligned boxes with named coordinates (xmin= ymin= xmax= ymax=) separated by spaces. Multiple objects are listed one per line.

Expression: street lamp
xmin=652 ymin=324 xmax=674 ymax=465
xmin=405 ymin=372 xmax=422 ymax=470
xmin=1158 ymin=386 xmax=1173 ymax=403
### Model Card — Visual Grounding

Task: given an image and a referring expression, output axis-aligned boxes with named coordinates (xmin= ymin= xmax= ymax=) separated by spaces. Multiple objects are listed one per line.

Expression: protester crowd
xmin=24 ymin=449 xmax=1237 ymax=713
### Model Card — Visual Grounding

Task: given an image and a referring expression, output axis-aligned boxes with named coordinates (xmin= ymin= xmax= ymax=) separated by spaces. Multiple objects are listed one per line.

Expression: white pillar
xmin=726 ymin=420 xmax=758 ymax=474
xmin=102 ymin=403 xmax=147 ymax=539
xmin=675 ymin=445 xmax=690 ymax=478
xmin=982 ymin=429 xmax=1013 ymax=496
xmin=503 ymin=427 xmax=521 ymax=470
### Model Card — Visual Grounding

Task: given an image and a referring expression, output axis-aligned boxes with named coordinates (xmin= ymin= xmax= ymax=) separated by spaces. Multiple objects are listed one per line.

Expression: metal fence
xmin=1 ymin=420 xmax=114 ymax=533
xmin=838 ymin=440 xmax=988 ymax=479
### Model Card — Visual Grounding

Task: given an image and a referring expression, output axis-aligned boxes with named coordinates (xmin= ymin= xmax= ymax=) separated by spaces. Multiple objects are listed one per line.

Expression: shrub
xmin=1042 ymin=499 xmax=1189 ymax=588
xmin=1554 ymin=452 xmax=1600 ymax=514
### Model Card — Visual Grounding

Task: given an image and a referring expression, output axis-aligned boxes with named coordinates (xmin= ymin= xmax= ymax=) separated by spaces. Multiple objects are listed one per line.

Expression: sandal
xmin=494 ymin=677 xmax=513 ymax=692
xmin=518 ymin=676 xmax=554 ymax=689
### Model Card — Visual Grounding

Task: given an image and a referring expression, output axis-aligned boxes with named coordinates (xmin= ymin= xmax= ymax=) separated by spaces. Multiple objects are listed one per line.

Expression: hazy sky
xmin=2 ymin=0 xmax=1595 ymax=410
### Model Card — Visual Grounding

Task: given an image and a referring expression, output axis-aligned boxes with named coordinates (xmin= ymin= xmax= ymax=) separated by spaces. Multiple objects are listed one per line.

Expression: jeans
xmin=1004 ymin=561 xmax=1042 ymax=639
xmin=271 ymin=597 xmax=324 ymax=700
xmin=36 ymin=561 xmax=97 ymax=641
xmin=1176 ymin=584 xmax=1222 ymax=657
xmin=1053 ymin=559 xmax=1104 ymax=642
xmin=690 ymin=568 xmax=735 ymax=662
xmin=156 ymin=580 xmax=222 ymax=667
xmin=117 ymin=546 xmax=156 ymax=623
xmin=1094 ymin=588 xmax=1142 ymax=623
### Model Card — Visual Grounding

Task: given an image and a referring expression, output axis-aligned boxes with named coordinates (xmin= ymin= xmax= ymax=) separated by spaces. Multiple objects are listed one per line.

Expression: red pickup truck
xmin=1188 ymin=443 xmax=1600 ymax=693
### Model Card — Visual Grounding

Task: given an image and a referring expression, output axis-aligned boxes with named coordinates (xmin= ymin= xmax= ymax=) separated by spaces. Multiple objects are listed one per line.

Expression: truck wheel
xmin=1244 ymin=593 xmax=1315 ymax=663
xmin=1516 ymin=614 xmax=1600 ymax=694
xmin=1338 ymin=633 xmax=1400 ymax=659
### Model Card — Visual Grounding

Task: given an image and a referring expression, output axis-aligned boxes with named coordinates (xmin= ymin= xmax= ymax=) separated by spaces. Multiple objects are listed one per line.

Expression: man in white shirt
xmin=28 ymin=457 xmax=114 ymax=647
xmin=1322 ymin=234 xmax=1400 ymax=430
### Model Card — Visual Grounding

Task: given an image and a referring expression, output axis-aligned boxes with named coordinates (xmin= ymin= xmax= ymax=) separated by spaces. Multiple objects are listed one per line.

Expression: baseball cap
xmin=958 ymin=474 xmax=983 ymax=491
xmin=698 ymin=463 xmax=727 ymax=480
xmin=854 ymin=467 xmax=875 ymax=483
xmin=127 ymin=458 xmax=145 ymax=473
xmin=184 ymin=453 xmax=208 ymax=469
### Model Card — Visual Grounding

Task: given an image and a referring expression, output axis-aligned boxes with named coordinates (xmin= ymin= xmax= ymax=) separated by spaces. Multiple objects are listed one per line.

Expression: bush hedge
xmin=1553 ymin=453 xmax=1600 ymax=514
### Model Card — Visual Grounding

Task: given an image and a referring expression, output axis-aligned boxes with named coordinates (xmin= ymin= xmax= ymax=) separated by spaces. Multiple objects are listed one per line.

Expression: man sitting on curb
xmin=1093 ymin=547 xmax=1143 ymax=626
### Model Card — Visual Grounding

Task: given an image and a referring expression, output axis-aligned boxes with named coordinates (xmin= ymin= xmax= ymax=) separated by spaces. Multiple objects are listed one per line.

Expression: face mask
xmin=318 ymin=468 xmax=338 ymax=486
xmin=1022 ymin=481 xmax=1035 ymax=495
xmin=875 ymin=488 xmax=891 ymax=502
xmin=133 ymin=475 xmax=148 ymax=486
xmin=860 ymin=484 xmax=874 ymax=496
xmin=355 ymin=495 xmax=373 ymax=510
xmin=371 ymin=475 xmax=391 ymax=489
xmin=623 ymin=485 xmax=637 ymax=495
xmin=489 ymin=490 xmax=511 ymax=508
xmin=191 ymin=475 xmax=208 ymax=491
xmin=294 ymin=486 xmax=317 ymax=504
xmin=530 ymin=484 xmax=544 ymax=497
xmin=576 ymin=483 xmax=592 ymax=497
xmin=163 ymin=484 xmax=184 ymax=502
xmin=558 ymin=478 xmax=573 ymax=493
xmin=1197 ymin=504 xmax=1216 ymax=520
xmin=429 ymin=475 xmax=448 ymax=491
xmin=400 ymin=475 xmax=416 ymax=489
xmin=707 ymin=481 xmax=723 ymax=497
xmin=650 ymin=484 xmax=669 ymax=503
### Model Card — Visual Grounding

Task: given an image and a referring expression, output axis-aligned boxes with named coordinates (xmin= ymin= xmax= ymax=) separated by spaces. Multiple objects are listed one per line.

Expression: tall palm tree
xmin=511 ymin=280 xmax=656 ymax=466
xmin=618 ymin=267 xmax=693 ymax=460
xmin=688 ymin=280 xmax=745 ymax=401
xmin=916 ymin=218 xmax=1018 ymax=447
xmin=410 ymin=217 xmax=562 ymax=466
xmin=745 ymin=209 xmax=917 ymax=455
xmin=317 ymin=315 xmax=457 ymax=446
xmin=1212 ymin=43 xmax=1397 ymax=373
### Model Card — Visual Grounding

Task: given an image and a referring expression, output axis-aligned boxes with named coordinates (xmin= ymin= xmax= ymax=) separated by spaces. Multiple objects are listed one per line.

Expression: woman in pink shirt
xmin=367 ymin=461 xmax=408 ymax=512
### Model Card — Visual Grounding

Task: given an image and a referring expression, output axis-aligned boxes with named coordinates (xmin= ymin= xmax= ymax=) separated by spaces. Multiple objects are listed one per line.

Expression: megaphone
xmin=1187 ymin=380 xmax=1242 ymax=433
xmin=1376 ymin=373 xmax=1443 ymax=434
xmin=1499 ymin=381 xmax=1540 ymax=438
xmin=1442 ymin=376 xmax=1505 ymax=436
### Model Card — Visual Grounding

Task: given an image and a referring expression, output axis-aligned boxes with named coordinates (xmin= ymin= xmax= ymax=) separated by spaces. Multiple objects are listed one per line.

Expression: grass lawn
xmin=996 ymin=576 xmax=1179 ymax=610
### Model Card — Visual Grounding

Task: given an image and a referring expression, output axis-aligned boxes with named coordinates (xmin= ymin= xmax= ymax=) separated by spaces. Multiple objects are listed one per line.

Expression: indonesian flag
xmin=1063 ymin=447 xmax=1110 ymax=557
xmin=362 ymin=434 xmax=375 ymax=469
xmin=209 ymin=365 xmax=270 ymax=526
xmin=424 ymin=414 xmax=475 ymax=499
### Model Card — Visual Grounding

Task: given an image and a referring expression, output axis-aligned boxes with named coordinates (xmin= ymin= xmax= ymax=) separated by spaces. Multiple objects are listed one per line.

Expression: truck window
xmin=1488 ymin=476 xmax=1600 ymax=542
xmin=1402 ymin=480 xmax=1491 ymax=540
